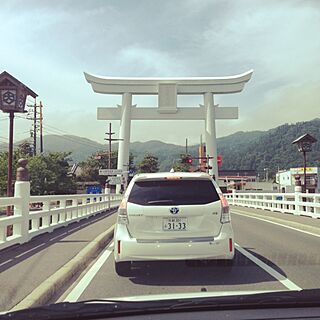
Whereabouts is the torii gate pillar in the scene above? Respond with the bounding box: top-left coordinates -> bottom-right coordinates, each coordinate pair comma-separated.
118,93 -> 132,188
204,92 -> 218,179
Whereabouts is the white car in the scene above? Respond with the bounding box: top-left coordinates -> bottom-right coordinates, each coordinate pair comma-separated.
114,172 -> 234,276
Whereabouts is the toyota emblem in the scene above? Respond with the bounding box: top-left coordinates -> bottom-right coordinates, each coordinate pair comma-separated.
170,207 -> 179,214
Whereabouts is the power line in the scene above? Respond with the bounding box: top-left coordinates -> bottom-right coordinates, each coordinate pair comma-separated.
42,127 -> 102,150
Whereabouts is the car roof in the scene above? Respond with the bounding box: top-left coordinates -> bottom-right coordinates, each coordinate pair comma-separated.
133,172 -> 213,181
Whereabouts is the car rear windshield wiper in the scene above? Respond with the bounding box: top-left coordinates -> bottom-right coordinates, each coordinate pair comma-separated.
147,200 -> 174,204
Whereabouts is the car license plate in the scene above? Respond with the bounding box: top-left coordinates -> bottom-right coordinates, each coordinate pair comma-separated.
163,218 -> 187,231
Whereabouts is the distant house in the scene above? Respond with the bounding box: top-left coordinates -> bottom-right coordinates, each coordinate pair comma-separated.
218,170 -> 257,191
276,167 -> 320,193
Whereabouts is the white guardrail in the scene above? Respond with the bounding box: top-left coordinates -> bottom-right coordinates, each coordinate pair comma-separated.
224,191 -> 320,218
0,180 -> 122,251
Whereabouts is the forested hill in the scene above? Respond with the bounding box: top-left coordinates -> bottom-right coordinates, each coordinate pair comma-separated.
1,119 -> 319,175
217,118 -> 320,175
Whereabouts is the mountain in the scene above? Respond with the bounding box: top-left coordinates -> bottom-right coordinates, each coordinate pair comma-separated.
218,119 -> 320,175
1,119 -> 319,175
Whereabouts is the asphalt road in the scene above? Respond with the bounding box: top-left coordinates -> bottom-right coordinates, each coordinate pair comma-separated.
59,206 -> 320,302
0,209 -> 117,311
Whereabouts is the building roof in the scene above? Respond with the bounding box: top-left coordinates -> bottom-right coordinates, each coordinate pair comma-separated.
292,133 -> 317,144
0,71 -> 37,98
219,169 -> 257,176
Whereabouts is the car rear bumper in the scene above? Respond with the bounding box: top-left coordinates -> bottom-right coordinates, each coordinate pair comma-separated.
114,223 -> 234,262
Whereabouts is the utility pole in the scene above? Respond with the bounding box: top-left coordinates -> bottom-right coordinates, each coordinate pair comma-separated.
27,100 -> 44,155
103,122 -> 123,192
185,138 -> 188,154
33,99 -> 37,156
39,101 -> 43,153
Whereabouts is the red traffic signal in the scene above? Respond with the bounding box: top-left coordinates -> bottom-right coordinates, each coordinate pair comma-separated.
217,154 -> 222,167
181,154 -> 193,164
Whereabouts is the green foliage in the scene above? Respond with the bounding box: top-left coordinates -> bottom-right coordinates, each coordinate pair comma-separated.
173,154 -> 193,172
218,119 -> 320,177
18,142 -> 33,157
78,151 -> 136,185
29,153 -> 76,195
137,153 -> 159,173
0,151 -> 76,196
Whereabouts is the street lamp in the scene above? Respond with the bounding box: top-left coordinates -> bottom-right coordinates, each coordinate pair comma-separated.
0,71 -> 37,201
292,133 -> 317,193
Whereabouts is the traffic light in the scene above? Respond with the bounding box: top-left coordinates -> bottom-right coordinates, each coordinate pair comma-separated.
181,154 -> 193,164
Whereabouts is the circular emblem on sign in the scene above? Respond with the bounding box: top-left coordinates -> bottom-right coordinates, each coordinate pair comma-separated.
169,207 -> 179,214
3,91 -> 15,104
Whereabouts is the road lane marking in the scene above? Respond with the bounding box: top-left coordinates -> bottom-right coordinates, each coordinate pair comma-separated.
235,243 -> 301,291
64,241 -> 114,302
232,210 -> 320,239
0,258 -> 13,267
15,243 -> 46,258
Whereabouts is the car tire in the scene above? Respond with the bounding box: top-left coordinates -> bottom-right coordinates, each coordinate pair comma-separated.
115,261 -> 131,276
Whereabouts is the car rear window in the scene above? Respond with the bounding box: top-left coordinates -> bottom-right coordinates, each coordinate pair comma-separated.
128,179 -> 220,206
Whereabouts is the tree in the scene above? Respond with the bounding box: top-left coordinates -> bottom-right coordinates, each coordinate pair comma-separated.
29,153 -> 76,195
78,151 -> 136,185
0,151 -> 76,196
18,142 -> 33,157
172,154 -> 193,172
137,153 -> 159,173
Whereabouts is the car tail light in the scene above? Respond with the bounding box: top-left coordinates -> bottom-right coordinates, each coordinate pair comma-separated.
229,238 -> 233,252
220,194 -> 230,223
118,198 -> 129,225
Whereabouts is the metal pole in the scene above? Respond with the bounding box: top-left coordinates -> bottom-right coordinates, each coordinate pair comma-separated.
200,135 -> 203,171
33,100 -> 37,156
40,101 -> 43,153
185,138 -> 188,155
303,151 -> 307,193
6,111 -> 15,220
108,122 -> 111,169
7,111 -> 14,199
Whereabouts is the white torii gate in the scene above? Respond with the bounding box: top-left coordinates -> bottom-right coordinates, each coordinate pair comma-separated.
84,70 -> 253,189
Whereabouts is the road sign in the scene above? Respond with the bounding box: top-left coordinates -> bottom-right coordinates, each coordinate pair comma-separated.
109,176 -> 122,185
99,169 -> 123,176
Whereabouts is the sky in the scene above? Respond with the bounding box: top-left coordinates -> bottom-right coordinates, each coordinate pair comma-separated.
0,0 -> 319,146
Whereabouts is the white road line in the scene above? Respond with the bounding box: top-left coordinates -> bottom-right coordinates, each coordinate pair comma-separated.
0,259 -> 13,267
64,241 -> 114,302
232,210 -> 320,239
15,243 -> 46,258
235,243 -> 301,291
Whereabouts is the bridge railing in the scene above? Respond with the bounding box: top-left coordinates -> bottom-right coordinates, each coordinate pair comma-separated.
224,191 -> 320,218
0,181 -> 122,251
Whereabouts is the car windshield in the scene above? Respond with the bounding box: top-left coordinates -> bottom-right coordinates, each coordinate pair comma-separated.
1,0 -> 320,318
128,179 -> 220,205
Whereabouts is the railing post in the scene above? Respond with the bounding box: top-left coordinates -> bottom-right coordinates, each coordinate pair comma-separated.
232,189 -> 236,206
294,176 -> 302,215
14,159 -> 30,244
60,199 -> 66,222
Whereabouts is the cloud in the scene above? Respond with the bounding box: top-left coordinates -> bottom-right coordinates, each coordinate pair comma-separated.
0,0 -> 319,144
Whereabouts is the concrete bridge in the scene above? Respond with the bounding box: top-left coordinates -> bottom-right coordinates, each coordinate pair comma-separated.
1,164 -> 320,312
